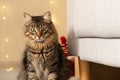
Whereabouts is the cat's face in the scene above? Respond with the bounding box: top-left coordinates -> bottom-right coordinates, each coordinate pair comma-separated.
23,12 -> 58,49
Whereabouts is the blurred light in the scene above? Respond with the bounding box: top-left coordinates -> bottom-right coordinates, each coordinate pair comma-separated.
5,38 -> 9,42
2,5 -> 6,9
50,1 -> 53,4
6,55 -> 9,58
52,18 -> 56,23
6,67 -> 13,72
2,16 -> 6,20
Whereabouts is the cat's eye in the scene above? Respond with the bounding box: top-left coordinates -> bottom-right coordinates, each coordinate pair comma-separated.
30,28 -> 35,32
42,27 -> 46,30
41,28 -> 48,34
29,28 -> 36,35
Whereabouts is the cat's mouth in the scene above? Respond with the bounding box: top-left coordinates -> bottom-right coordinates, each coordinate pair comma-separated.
35,38 -> 45,42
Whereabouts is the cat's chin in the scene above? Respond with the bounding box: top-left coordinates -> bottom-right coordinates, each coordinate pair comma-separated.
34,39 -> 45,42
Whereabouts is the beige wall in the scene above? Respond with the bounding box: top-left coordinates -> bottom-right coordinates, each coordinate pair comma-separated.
0,0 -> 66,62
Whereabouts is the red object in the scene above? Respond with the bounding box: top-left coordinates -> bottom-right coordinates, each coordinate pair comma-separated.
60,36 -> 67,45
60,36 -> 74,76
60,36 -> 69,55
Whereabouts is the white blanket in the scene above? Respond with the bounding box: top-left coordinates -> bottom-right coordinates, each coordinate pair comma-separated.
78,38 -> 120,67
74,0 -> 120,38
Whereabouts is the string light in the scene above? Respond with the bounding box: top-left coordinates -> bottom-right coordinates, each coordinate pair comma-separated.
50,0 -> 57,24
2,5 -> 6,9
52,18 -> 56,23
2,0 -> 7,20
6,67 -> 13,72
6,54 -> 9,58
2,16 -> 6,20
50,0 -> 53,4
5,38 -> 9,42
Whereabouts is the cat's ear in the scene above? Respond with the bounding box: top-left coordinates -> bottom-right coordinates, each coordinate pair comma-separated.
24,13 -> 32,22
43,11 -> 51,23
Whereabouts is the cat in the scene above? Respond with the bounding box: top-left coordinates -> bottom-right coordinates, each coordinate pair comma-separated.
18,11 -> 74,80
69,77 -> 80,80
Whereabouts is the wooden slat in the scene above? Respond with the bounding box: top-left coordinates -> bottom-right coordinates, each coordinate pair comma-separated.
80,60 -> 90,80
74,56 -> 81,78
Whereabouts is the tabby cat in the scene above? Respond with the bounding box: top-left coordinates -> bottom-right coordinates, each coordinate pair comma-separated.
18,11 -> 72,80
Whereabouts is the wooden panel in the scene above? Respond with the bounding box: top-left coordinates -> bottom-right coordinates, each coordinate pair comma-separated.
80,60 -> 90,80
74,56 -> 81,78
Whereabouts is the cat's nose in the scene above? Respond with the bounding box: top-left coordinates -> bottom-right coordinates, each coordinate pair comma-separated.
36,32 -> 41,38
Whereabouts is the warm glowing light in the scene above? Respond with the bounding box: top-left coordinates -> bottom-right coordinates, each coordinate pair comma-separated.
50,1 -> 53,4
5,38 -> 9,42
52,18 -> 56,23
2,5 -> 6,9
2,16 -> 6,20
6,67 -> 13,72
6,55 -> 9,58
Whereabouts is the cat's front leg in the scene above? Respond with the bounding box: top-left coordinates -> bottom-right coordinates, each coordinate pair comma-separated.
26,63 -> 38,80
48,73 -> 59,80
27,71 -> 38,80
31,57 -> 44,80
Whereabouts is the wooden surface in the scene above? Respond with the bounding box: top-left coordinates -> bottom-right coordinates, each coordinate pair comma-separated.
90,62 -> 120,80
67,56 -> 80,78
68,56 -> 90,80
80,60 -> 90,80
74,56 -> 81,78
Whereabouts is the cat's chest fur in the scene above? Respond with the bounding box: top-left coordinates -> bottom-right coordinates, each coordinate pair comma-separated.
26,47 -> 56,79
27,47 -> 54,68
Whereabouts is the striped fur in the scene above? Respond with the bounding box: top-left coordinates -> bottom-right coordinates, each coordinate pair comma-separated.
18,12 -> 72,80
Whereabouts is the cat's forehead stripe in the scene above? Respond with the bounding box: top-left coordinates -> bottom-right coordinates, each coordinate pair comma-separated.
32,16 -> 43,21
30,16 -> 46,28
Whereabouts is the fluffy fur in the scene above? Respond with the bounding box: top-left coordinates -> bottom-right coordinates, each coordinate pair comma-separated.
18,12 -> 73,80
69,77 -> 80,80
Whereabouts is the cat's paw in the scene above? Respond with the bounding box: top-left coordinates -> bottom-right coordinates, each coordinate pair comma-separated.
27,72 -> 37,79
69,77 -> 80,80
48,73 -> 58,80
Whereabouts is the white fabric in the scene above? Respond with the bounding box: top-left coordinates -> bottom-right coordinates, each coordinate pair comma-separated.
78,38 -> 120,67
74,0 -> 120,38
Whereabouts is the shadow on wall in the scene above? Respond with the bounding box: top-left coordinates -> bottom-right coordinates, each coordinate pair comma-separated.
67,27 -> 79,55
